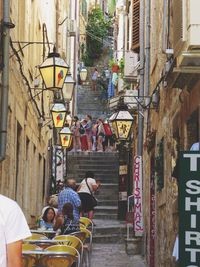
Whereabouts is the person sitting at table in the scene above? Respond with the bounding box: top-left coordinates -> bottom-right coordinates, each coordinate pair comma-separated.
39,207 -> 56,230
54,203 -> 80,235
41,195 -> 58,216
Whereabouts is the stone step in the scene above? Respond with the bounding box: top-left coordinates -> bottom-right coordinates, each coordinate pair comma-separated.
94,225 -> 126,235
92,234 -> 125,243
96,195 -> 118,201
68,175 -> 118,184
68,157 -> 119,165
96,183 -> 118,189
72,163 -> 118,169
96,188 -> 118,195
94,213 -> 118,220
95,206 -> 118,214
68,151 -> 119,157
68,173 -> 118,181
68,171 -> 118,177
97,199 -> 118,206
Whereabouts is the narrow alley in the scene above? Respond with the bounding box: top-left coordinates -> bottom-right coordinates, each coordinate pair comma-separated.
1,0 -> 200,267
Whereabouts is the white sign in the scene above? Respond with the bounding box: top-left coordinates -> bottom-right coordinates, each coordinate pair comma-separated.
134,156 -> 144,236
119,165 -> 128,175
179,152 -> 200,266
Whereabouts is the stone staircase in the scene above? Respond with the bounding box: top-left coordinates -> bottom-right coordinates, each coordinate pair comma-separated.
69,78 -> 128,245
94,180 -> 126,243
67,151 -> 126,243
76,84 -> 109,121
67,151 -> 119,183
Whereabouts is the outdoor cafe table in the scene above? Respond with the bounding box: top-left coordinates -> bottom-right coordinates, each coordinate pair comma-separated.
23,247 -> 80,267
30,229 -> 56,238
31,229 -> 56,234
24,239 -> 68,244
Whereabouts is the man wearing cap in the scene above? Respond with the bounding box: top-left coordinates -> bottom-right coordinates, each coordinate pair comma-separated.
58,179 -> 81,221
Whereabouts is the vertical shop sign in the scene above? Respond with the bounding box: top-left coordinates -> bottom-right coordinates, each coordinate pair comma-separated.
150,156 -> 155,267
52,146 -> 64,181
119,164 -> 128,201
179,152 -> 200,267
134,156 -> 144,236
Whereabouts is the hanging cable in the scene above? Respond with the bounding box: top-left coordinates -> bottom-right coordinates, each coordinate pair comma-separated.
10,37 -> 44,119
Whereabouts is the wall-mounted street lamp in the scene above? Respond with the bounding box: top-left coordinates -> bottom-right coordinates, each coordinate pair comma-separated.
62,71 -> 75,101
39,47 -> 69,91
51,103 -> 67,128
59,126 -> 73,149
80,67 -> 87,81
66,114 -> 72,127
109,101 -> 134,141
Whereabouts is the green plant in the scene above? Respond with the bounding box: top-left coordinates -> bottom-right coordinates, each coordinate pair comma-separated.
118,57 -> 124,77
84,7 -> 111,66
108,58 -> 116,68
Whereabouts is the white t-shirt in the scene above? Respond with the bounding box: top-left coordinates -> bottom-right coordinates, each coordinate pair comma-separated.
0,194 -> 31,267
78,178 -> 97,194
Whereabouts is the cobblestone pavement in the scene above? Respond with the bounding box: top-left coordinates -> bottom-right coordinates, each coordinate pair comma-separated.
91,244 -> 147,267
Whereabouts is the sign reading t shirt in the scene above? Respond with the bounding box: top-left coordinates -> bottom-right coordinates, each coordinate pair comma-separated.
179,152 -> 200,267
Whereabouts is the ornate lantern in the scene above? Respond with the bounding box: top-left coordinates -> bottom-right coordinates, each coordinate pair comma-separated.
59,127 -> 73,149
51,103 -> 67,128
62,72 -> 75,101
109,102 -> 134,141
39,47 -> 69,91
80,67 -> 87,81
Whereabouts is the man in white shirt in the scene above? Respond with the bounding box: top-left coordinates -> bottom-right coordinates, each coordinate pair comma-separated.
0,194 -> 31,267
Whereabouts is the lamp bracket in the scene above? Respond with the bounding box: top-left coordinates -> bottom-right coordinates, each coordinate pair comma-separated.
2,21 -> 15,29
10,41 -> 54,58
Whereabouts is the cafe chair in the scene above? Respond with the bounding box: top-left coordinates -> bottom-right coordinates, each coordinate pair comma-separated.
22,243 -> 41,267
71,229 -> 92,267
39,245 -> 79,267
53,235 -> 83,255
71,231 -> 87,242
80,228 -> 92,247
23,254 -> 36,267
80,217 -> 94,233
22,243 -> 42,251
25,233 -> 48,240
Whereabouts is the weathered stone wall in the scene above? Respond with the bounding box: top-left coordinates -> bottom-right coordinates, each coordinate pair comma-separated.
0,0 -> 69,223
142,0 -> 200,266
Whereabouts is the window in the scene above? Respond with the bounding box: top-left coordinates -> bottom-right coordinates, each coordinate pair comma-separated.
131,0 -> 140,52
187,109 -> 199,149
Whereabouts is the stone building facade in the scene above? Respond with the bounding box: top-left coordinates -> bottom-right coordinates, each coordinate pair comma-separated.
141,0 -> 200,266
0,0 -> 71,223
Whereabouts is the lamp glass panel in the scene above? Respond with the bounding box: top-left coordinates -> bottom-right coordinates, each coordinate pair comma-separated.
63,83 -> 74,100
111,121 -> 118,137
80,69 -> 87,81
115,110 -> 134,120
60,133 -> 72,148
66,115 -> 72,127
39,66 -> 54,89
116,120 -> 132,140
55,66 -> 68,89
52,111 -> 66,128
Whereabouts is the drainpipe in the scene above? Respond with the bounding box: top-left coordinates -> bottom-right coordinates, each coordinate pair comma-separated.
137,0 -> 144,157
0,0 -> 13,162
145,0 -> 151,98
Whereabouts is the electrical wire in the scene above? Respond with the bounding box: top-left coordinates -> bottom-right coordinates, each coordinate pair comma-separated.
86,29 -> 112,46
10,37 -> 43,119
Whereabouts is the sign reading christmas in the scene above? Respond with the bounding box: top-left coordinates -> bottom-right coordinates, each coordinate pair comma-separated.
179,152 -> 200,267
134,156 -> 143,236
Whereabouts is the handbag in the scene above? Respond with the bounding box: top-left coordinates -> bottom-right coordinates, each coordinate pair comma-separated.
85,178 -> 98,207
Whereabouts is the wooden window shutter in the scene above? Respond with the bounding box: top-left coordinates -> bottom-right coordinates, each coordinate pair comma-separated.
132,0 -> 140,52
